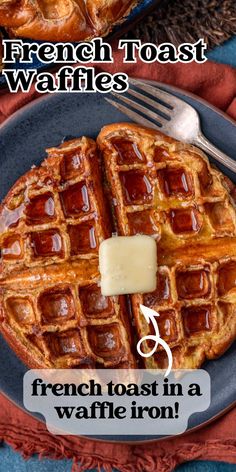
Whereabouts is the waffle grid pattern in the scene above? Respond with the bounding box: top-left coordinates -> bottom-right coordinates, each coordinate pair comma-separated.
98,124 -> 236,369
0,137 -> 135,369
1,138 -> 107,270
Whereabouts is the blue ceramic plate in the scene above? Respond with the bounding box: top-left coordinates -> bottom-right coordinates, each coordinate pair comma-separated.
0,0 -> 163,88
0,83 -> 236,442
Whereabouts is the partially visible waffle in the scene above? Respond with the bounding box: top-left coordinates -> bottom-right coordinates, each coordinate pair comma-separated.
0,0 -> 137,41
98,123 -> 236,369
0,137 -> 135,369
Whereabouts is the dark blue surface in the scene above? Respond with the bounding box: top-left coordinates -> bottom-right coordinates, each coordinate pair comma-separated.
207,37 -> 236,67
0,444 -> 236,472
0,445 -> 73,472
177,462 -> 236,472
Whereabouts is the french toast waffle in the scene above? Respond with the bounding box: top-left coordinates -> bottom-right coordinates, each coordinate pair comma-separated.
0,0 -> 137,41
0,123 -> 236,370
98,123 -> 236,369
0,137 -> 136,368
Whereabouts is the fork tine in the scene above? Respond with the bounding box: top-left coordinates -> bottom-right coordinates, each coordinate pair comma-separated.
105,98 -> 161,131
127,87 -> 171,118
129,78 -> 181,108
110,92 -> 166,126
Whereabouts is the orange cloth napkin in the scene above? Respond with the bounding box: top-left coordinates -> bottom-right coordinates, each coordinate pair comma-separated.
0,393 -> 236,471
0,52 -> 236,471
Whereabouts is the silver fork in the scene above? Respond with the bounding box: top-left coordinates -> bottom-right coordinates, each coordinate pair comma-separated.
106,78 -> 236,173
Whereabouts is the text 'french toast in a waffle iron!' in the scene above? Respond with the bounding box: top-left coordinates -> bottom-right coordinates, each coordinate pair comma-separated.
0,123 -> 236,370
0,0 -> 137,41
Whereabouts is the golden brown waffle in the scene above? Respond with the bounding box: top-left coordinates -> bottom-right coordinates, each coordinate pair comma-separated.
0,0 -> 137,41
0,137 -> 136,368
97,123 -> 236,369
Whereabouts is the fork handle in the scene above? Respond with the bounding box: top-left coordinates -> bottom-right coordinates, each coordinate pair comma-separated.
193,132 -> 236,173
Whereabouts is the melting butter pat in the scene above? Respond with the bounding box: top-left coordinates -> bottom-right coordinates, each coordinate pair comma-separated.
99,235 -> 157,296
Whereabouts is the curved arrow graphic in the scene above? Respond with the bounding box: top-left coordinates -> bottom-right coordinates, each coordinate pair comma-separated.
137,304 -> 173,377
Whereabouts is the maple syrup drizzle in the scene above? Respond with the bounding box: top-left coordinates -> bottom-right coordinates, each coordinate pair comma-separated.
0,203 -> 25,233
